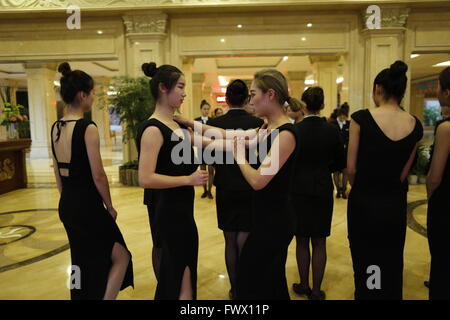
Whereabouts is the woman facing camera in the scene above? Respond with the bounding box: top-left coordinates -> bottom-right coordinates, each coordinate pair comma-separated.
290,87 -> 346,300
51,62 -> 134,300
136,62 -> 208,300
347,61 -> 423,299
426,66 -> 450,300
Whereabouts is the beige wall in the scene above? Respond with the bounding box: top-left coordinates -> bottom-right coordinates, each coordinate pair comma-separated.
1,3 -> 450,160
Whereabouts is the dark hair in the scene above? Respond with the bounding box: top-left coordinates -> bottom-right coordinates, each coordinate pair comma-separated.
226,79 -> 249,107
301,86 -> 324,112
340,102 -> 350,116
337,108 -> 348,117
373,60 -> 408,104
200,99 -> 210,109
439,66 -> 450,91
142,62 -> 183,101
58,62 -> 94,104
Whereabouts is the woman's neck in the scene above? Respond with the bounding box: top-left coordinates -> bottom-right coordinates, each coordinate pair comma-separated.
64,106 -> 84,119
152,103 -> 175,121
266,106 -> 290,129
378,100 -> 400,111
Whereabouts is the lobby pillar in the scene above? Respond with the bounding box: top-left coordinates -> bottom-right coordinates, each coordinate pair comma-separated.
24,63 -> 57,159
287,71 -> 306,101
192,73 -> 205,119
93,77 -> 112,148
122,12 -> 168,162
361,7 -> 410,110
310,56 -> 339,118
181,57 -> 194,120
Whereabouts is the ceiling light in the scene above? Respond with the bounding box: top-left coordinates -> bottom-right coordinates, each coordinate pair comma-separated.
220,38 -> 226,43
304,79 -> 315,85
433,61 -> 450,67
301,37 -> 307,41
97,30 -> 103,35
218,76 -> 229,86
237,24 -> 243,29
307,23 -> 313,28
410,54 -> 420,59
283,56 -> 289,61
336,76 -> 344,84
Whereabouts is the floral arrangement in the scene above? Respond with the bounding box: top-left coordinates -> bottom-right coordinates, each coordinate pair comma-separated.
1,102 -> 28,125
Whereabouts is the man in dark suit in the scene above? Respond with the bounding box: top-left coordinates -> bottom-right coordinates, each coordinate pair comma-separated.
331,107 -> 350,198
206,79 -> 264,299
194,100 -> 213,198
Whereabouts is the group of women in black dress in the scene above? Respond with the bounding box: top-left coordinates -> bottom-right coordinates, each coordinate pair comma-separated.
50,59 -> 450,300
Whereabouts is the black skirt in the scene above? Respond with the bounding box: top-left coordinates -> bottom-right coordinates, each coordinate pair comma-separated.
216,188 -> 253,232
291,193 -> 333,238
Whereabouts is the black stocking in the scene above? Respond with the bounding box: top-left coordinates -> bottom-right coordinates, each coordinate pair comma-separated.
311,237 -> 327,294
296,236 -> 311,289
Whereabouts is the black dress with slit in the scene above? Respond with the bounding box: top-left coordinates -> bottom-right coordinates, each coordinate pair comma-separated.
427,117 -> 450,300
136,118 -> 199,300
50,119 -> 134,300
347,109 -> 423,300
236,123 -> 297,300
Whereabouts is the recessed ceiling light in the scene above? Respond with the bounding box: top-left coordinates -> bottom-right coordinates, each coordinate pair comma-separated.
135,42 -> 140,45
307,23 -> 313,28
336,76 -> 344,84
301,37 -> 307,41
410,54 -> 420,59
283,56 -> 289,61
220,38 -> 226,43
97,30 -> 103,35
433,61 -> 450,67
304,79 -> 315,85
237,24 -> 243,28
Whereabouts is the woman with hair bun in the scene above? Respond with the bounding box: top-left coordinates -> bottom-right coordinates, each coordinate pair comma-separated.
136,62 -> 208,300
347,60 -> 423,299
51,62 -> 134,300
290,86 -> 346,300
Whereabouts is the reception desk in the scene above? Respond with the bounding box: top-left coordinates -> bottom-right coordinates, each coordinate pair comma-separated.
0,139 -> 32,195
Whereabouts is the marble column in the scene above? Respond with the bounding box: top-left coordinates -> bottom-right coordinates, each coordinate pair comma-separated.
287,71 -> 306,101
181,57 -> 195,120
93,77 -> 112,148
192,73 -> 205,119
121,12 -> 168,162
24,63 -> 58,159
361,7 -> 410,110
310,56 -> 340,118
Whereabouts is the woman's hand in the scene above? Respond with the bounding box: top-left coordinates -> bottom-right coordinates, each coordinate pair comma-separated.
188,170 -> 209,186
107,206 -> 118,220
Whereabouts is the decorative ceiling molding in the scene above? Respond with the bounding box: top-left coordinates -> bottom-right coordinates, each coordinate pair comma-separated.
362,7 -> 411,29
122,13 -> 167,35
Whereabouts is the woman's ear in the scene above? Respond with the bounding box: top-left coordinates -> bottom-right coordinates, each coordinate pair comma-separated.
267,88 -> 276,101
159,82 -> 167,94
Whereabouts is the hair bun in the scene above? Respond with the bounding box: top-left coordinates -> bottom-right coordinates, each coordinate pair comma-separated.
58,62 -> 72,77
142,62 -> 158,77
389,60 -> 408,78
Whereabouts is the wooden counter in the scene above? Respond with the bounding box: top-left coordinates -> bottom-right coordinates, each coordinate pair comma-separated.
0,139 -> 32,195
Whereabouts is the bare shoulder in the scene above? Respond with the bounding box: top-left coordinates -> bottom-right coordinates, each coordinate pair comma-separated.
437,121 -> 450,135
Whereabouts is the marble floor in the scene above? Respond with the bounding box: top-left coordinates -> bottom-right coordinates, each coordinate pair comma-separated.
0,144 -> 431,300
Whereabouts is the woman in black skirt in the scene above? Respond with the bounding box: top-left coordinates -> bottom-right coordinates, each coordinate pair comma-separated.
427,66 -> 450,300
137,62 -> 208,300
206,79 -> 264,299
51,62 -> 133,300
176,69 -> 300,299
290,87 -> 346,300
347,61 -> 423,299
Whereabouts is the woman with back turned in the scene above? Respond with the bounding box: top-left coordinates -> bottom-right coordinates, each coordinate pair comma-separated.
51,62 -> 133,300
290,87 -> 346,300
426,66 -> 450,300
347,61 -> 423,299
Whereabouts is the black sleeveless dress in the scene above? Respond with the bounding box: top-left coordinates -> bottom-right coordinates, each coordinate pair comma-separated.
347,109 -> 423,300
236,123 -> 297,300
427,117 -> 450,300
50,119 -> 134,300
136,118 -> 199,300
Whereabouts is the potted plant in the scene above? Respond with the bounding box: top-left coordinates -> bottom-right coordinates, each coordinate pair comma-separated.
416,145 -> 430,184
1,102 -> 27,140
97,76 -> 154,186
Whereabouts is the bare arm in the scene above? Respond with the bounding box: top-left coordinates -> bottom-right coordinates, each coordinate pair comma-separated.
347,119 -> 360,186
85,124 -> 115,217
52,158 -> 62,194
138,126 -> 208,189
234,130 -> 296,191
427,123 -> 450,199
400,144 -> 418,183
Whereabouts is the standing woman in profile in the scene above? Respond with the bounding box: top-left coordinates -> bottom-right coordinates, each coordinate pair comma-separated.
51,62 -> 133,300
175,69 -> 299,299
136,62 -> 208,300
347,61 -> 423,300
426,66 -> 450,300
290,87 -> 346,300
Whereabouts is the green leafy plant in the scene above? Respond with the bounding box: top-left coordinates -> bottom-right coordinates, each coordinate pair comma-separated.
97,76 -> 155,146
1,102 -> 28,125
413,145 -> 430,176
